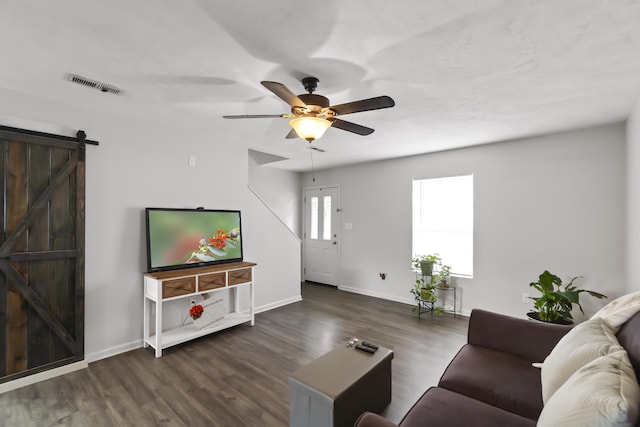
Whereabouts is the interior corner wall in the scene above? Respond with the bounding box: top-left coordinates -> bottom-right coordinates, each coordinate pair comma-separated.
627,100 -> 640,292
82,124 -> 301,361
248,150 -> 303,238
302,123 -> 626,319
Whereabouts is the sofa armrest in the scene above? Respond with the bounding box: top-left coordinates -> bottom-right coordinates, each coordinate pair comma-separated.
353,412 -> 399,427
468,309 -> 572,361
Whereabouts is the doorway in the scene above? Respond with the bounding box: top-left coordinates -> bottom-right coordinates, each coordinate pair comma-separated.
303,187 -> 339,286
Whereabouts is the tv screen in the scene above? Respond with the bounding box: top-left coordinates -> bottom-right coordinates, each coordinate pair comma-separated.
145,208 -> 243,272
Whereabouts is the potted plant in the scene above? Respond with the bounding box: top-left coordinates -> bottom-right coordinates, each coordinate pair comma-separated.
412,253 -> 442,276
527,270 -> 607,324
410,277 -> 442,314
436,265 -> 452,288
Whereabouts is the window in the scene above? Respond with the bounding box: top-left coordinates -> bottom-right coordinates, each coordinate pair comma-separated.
412,175 -> 473,277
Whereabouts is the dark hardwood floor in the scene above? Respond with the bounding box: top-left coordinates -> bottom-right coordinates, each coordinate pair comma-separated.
0,282 -> 469,426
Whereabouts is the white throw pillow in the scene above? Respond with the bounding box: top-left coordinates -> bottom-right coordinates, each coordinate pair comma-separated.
538,350 -> 640,427
541,317 -> 623,403
591,290 -> 640,330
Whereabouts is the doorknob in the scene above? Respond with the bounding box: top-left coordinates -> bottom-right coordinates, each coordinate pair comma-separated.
332,241 -> 337,245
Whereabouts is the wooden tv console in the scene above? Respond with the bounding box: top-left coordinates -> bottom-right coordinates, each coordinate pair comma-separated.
143,261 -> 256,357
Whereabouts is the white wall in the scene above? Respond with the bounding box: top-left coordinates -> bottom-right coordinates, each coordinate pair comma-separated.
84,125 -> 301,360
627,100 -> 640,293
0,89 -> 301,362
302,123 -> 626,319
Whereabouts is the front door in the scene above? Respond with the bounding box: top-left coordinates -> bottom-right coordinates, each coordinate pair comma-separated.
304,187 -> 339,286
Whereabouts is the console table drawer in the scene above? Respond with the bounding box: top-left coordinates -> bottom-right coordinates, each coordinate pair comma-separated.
162,277 -> 196,298
199,272 -> 226,291
229,268 -> 252,286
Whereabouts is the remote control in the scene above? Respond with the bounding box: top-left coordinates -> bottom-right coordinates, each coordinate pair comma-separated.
355,343 -> 377,353
362,341 -> 378,350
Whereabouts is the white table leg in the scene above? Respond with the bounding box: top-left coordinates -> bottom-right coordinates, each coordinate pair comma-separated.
143,297 -> 149,348
250,280 -> 255,326
155,299 -> 162,358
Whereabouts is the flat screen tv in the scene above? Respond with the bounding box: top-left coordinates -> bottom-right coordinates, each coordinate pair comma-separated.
145,208 -> 243,272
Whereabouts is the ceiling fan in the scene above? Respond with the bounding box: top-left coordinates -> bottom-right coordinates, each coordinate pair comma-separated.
223,77 -> 395,142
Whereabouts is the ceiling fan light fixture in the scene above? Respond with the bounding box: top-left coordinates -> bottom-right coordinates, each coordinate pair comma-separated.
289,117 -> 331,142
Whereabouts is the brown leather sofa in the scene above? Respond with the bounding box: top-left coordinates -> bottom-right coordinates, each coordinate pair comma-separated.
355,309 -> 640,427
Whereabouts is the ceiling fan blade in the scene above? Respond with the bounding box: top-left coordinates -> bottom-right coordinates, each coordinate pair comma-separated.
330,95 -> 395,116
329,118 -> 375,136
285,128 -> 298,139
223,114 -> 287,119
261,81 -> 308,108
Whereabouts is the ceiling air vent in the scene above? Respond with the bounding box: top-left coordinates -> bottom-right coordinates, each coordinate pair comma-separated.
64,73 -> 123,95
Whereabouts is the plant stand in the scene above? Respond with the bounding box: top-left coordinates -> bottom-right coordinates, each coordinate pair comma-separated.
436,286 -> 457,318
416,296 -> 437,319
414,271 -> 457,319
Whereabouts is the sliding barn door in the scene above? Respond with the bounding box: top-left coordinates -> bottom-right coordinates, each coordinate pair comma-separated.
0,127 -> 85,383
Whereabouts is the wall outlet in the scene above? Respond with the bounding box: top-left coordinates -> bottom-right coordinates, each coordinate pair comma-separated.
522,293 -> 530,304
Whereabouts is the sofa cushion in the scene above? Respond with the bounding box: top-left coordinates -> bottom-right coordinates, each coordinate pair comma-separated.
592,290 -> 640,330
438,344 -> 542,420
399,387 -> 536,427
541,317 -> 623,403
617,311 -> 640,385
354,412 -> 399,427
467,309 -> 571,362
538,350 -> 640,427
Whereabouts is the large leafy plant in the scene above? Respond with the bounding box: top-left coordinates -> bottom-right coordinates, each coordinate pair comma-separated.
529,270 -> 606,322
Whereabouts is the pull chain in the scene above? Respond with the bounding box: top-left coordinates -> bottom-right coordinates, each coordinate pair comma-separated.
309,147 -> 316,182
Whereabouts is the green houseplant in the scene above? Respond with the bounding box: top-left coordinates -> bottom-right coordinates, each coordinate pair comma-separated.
410,276 -> 442,314
410,277 -> 436,302
437,265 -> 452,287
528,270 -> 607,324
412,253 -> 442,276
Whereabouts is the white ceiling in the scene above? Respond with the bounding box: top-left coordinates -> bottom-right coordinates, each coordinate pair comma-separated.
1,0 -> 640,171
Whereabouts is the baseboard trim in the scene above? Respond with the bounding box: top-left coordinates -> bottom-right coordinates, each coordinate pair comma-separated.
83,295 -> 303,363
255,295 -> 302,314
86,339 -> 143,363
338,285 -> 415,306
338,285 -> 469,317
0,360 -> 88,394
458,308 -> 472,317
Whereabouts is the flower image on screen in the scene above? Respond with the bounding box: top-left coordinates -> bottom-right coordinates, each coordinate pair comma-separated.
145,209 -> 243,272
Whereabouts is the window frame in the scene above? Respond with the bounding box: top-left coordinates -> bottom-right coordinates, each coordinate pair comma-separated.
412,174 -> 474,278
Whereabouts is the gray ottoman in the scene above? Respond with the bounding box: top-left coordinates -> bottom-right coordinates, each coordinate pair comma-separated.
289,341 -> 394,427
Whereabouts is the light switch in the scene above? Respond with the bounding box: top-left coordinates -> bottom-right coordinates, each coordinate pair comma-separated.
344,222 -> 353,230
188,155 -> 196,167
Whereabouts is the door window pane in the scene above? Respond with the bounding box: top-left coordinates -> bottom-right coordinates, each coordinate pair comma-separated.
323,196 -> 332,240
310,197 -> 318,240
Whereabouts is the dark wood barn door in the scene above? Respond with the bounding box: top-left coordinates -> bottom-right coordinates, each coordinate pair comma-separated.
0,126 -> 86,383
